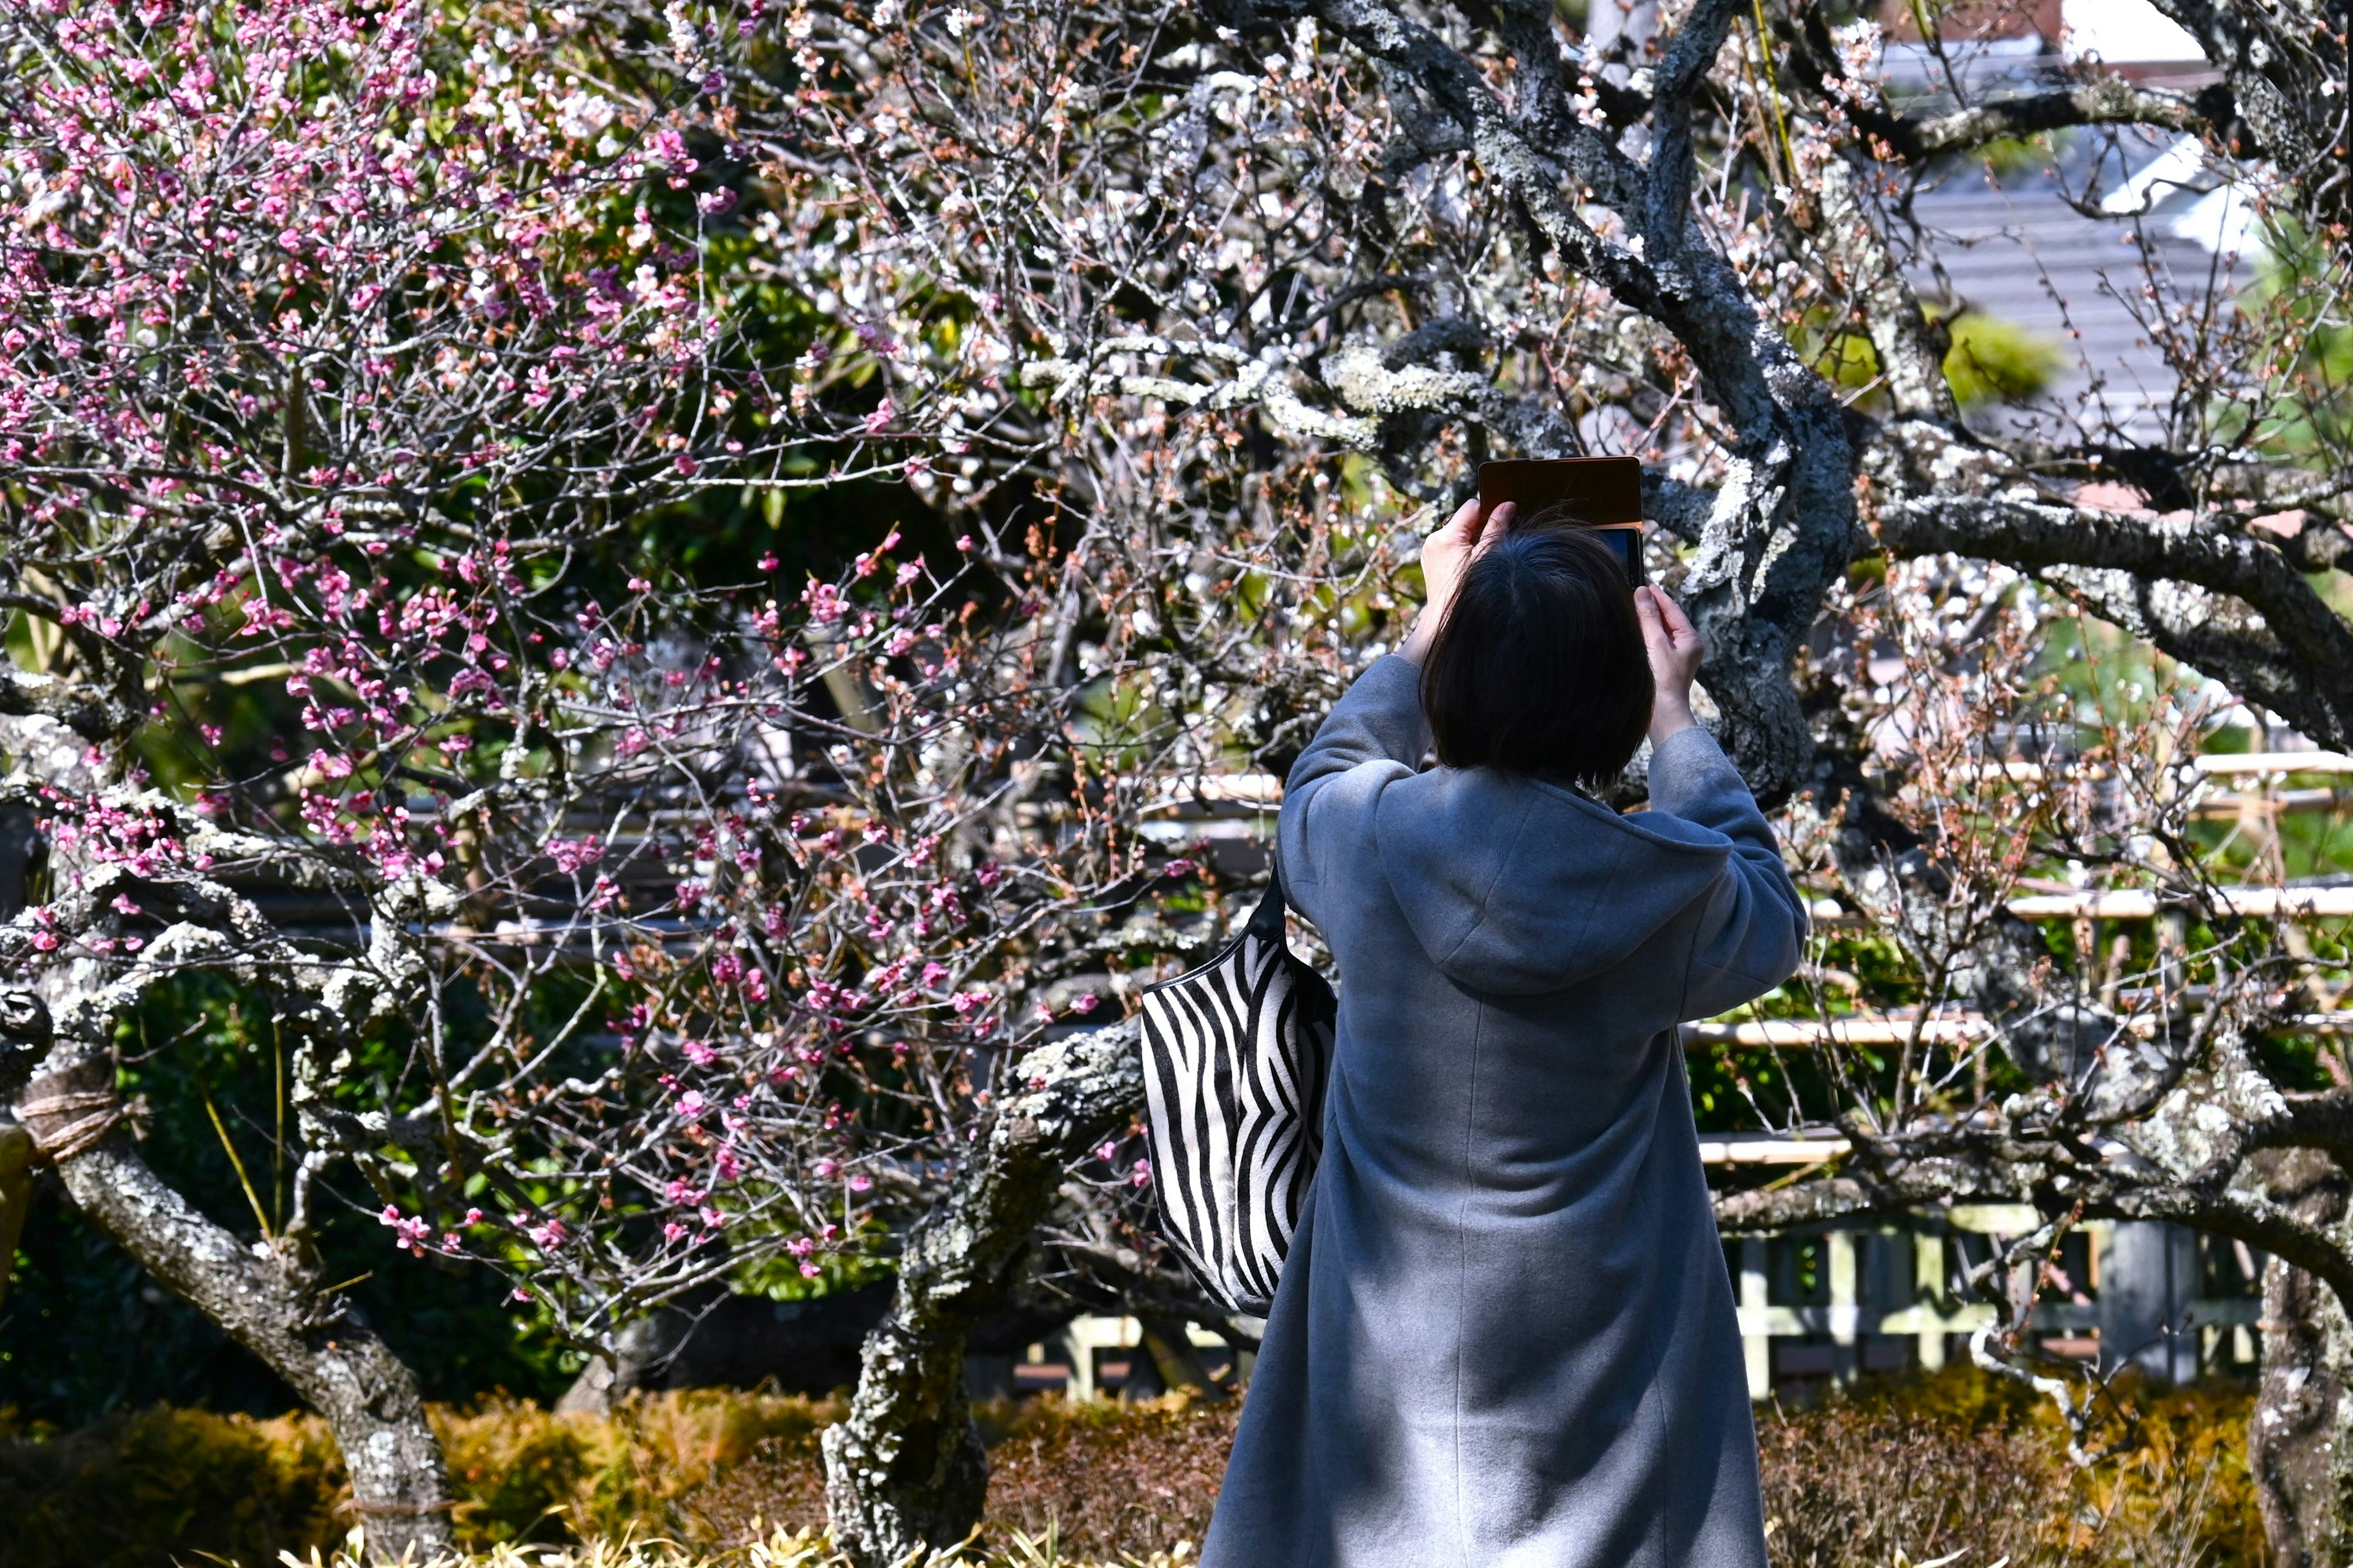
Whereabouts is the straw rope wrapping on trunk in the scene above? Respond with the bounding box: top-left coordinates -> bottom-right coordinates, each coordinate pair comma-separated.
15,1055 -> 123,1164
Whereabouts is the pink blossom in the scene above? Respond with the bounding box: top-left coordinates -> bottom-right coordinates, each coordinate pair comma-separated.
547,836 -> 604,874
379,1205 -> 432,1256
803,580 -> 846,623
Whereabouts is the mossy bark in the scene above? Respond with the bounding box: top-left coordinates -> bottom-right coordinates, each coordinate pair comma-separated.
11,994 -> 452,1562
50,1119 -> 455,1559
822,1021 -> 1144,1566
2252,1149 -> 2353,1568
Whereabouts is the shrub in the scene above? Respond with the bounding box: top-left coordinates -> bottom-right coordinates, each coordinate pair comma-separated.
434,1392 -> 849,1547
1756,1369 -> 2265,1567
0,1372 -> 2270,1568
0,1404 -> 341,1568
680,1394 -> 1238,1559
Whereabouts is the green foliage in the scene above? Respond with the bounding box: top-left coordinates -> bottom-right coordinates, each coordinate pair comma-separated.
1688,928 -> 1940,1128
1813,309 -> 2063,412
2217,219 -> 2353,456
1941,312 -> 2065,409
2031,614 -> 2169,727
732,1229 -> 896,1303
2033,618 -> 2353,893
1977,133 -> 2058,181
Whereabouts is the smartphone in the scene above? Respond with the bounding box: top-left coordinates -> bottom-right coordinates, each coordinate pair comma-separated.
1477,456 -> 1647,585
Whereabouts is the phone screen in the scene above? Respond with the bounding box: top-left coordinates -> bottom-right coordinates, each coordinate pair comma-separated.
1585,525 -> 1643,587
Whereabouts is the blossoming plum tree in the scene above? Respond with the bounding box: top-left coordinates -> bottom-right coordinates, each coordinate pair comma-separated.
0,0 -> 1381,1553
0,0 -> 758,1545
17,0 -> 2353,1562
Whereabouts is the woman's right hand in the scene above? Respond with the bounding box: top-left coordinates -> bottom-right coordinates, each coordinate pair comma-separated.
1401,498 -> 1513,664
1634,585 -> 1703,744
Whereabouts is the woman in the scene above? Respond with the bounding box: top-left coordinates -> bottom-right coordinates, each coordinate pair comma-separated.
1201,498 -> 1806,1567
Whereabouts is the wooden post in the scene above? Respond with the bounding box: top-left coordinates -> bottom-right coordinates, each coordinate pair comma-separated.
1827,1230 -> 1859,1383
1740,1238 -> 1770,1397
1914,1232 -> 1947,1369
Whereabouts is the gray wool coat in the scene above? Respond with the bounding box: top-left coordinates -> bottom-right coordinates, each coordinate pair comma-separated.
1200,654 -> 1807,1568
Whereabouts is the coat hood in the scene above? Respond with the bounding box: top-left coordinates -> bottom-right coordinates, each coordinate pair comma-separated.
1372,765 -> 1736,995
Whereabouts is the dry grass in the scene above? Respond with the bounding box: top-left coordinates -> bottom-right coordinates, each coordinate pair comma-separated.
278,1528 -> 1192,1568
968,1396 -> 1238,1559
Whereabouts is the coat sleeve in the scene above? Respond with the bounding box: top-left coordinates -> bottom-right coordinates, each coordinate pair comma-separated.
1645,725 -> 1809,1020
1276,654 -> 1431,933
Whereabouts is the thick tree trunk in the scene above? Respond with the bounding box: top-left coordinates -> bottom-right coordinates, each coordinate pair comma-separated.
822,1021 -> 1143,1566
15,1030 -> 452,1561
0,702 -> 455,1559
2252,1149 -> 2353,1567
51,1123 -> 456,1557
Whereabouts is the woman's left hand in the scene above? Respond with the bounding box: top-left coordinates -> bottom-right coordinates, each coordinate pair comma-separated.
1401,498 -> 1513,663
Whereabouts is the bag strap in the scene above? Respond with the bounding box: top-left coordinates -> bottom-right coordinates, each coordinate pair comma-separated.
1244,857 -> 1289,942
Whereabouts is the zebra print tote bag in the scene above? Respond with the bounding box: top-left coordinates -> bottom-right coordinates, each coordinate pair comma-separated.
1137,866 -> 1336,1317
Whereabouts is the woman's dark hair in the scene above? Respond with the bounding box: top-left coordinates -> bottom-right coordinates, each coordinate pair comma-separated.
1419,521 -> 1653,792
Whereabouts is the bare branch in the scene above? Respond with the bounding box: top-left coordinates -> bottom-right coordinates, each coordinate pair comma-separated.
1902,78 -> 2208,156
